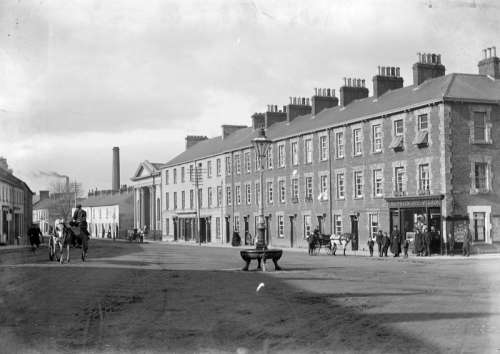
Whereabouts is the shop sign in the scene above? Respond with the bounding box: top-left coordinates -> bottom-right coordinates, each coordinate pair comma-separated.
454,221 -> 468,242
386,196 -> 443,208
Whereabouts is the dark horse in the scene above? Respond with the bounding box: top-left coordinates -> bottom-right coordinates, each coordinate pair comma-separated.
58,221 -> 89,263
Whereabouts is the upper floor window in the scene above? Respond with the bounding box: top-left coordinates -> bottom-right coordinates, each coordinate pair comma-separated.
207,187 -> 213,207
216,158 -> 221,176
278,144 -> 286,167
235,154 -> 241,175
279,180 -> 286,203
354,171 -> 364,199
207,161 -> 212,178
235,185 -> 242,205
394,167 -> 406,195
173,169 -> 177,184
336,172 -> 345,199
418,114 -> 428,131
173,192 -> 177,209
245,183 -> 251,205
319,135 -> 328,161
165,170 -> 169,185
353,128 -> 362,156
373,169 -> 383,197
394,119 -> 404,136
372,124 -> 382,153
217,186 -> 222,207
198,188 -> 203,208
418,164 -> 430,193
390,119 -> 404,151
217,186 -> 222,206
291,178 -> 299,202
225,156 -> 232,176
474,162 -> 489,191
189,190 -> 193,209
335,131 -> 344,159
305,176 -> 313,201
291,141 -> 299,165
226,186 -> 232,206
189,165 -> 193,182
244,152 -> 251,173
165,192 -> 170,210
181,166 -> 185,183
181,191 -> 185,209
414,114 -> 429,147
320,175 -> 328,200
267,145 -> 274,169
304,138 -> 313,164
267,181 -> 273,204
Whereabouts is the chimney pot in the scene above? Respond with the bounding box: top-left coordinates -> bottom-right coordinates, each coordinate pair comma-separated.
436,55 -> 441,64
483,49 -> 487,59
396,67 -> 400,77
378,65 -> 381,75
289,96 -> 293,104
343,77 -> 347,86
488,47 -> 492,58
332,89 -> 335,97
417,52 -> 422,63
306,97 -> 310,105
432,54 -> 436,64
347,78 -> 351,87
494,46 -> 497,57
314,88 -> 318,96
274,105 -> 278,112
302,97 -> 306,105
327,88 -> 331,96
427,53 -> 432,64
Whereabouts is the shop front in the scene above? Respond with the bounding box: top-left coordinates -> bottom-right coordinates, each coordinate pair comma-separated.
386,195 -> 444,254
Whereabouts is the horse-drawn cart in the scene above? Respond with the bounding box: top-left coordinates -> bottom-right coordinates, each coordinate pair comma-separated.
307,233 -> 352,256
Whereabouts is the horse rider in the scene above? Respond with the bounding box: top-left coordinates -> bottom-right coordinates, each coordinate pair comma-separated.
72,204 -> 90,238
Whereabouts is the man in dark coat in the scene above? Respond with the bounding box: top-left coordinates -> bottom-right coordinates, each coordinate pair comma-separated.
72,204 -> 90,245
367,235 -> 375,257
423,226 -> 431,256
390,226 -> 401,257
415,229 -> 423,256
28,224 -> 42,252
382,232 -> 391,257
376,230 -> 383,257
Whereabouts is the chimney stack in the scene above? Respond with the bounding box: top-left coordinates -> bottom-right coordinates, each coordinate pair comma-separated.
112,147 -> 120,191
373,66 -> 404,97
412,52 -> 445,85
185,135 -> 208,149
251,112 -> 265,130
65,176 -> 70,192
221,125 -> 246,140
340,77 -> 369,107
264,104 -> 287,128
286,96 -> 312,123
478,46 -> 500,79
312,87 -> 339,116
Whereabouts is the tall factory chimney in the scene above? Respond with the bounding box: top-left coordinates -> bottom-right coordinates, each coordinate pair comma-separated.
112,147 -> 120,191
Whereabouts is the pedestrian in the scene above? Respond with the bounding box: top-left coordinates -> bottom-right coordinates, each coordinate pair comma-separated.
390,226 -> 401,257
367,235 -> 375,257
382,232 -> 391,257
423,226 -> 431,256
402,237 -> 410,258
376,230 -> 383,257
448,233 -> 455,256
414,229 -> 422,256
462,228 -> 471,257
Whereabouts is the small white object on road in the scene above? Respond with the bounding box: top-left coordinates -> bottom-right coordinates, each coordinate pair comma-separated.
256,282 -> 265,292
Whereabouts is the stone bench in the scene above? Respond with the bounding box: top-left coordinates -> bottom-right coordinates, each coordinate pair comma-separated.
240,249 -> 283,271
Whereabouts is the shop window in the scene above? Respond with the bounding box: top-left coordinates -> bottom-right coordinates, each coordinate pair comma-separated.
473,212 -> 486,242
333,215 -> 342,235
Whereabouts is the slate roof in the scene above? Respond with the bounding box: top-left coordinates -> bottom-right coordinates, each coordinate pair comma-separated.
0,168 -> 33,194
164,73 -> 500,168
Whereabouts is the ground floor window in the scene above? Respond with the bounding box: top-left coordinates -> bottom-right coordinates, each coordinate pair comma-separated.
278,215 -> 284,238
333,214 -> 342,235
215,217 -> 221,239
303,215 -> 312,239
369,213 -> 378,238
165,218 -> 169,236
473,212 -> 486,242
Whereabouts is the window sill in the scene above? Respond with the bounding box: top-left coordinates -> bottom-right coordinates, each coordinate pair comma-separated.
471,140 -> 493,145
470,189 -> 491,195
354,196 -> 364,200
372,150 -> 383,155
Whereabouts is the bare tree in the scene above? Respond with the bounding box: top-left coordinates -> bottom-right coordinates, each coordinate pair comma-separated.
49,178 -> 84,221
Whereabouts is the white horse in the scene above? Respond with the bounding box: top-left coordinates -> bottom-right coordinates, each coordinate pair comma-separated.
48,219 -> 65,262
329,233 -> 351,256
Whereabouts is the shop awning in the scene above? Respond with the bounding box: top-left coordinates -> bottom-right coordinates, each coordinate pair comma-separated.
412,130 -> 428,146
389,135 -> 404,150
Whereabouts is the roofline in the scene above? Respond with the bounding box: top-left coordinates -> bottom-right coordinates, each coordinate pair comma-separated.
162,98 -> 445,169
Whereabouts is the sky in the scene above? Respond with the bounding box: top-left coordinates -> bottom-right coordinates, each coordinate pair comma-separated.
1,0 -> 499,194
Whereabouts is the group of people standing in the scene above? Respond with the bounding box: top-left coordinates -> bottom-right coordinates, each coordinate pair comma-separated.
366,224 -> 473,257
367,226 -> 409,258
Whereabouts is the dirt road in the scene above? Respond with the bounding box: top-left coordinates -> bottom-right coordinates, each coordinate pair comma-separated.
0,241 -> 499,353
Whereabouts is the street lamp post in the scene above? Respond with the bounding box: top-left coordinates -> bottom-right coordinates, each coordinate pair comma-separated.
251,128 -> 272,250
